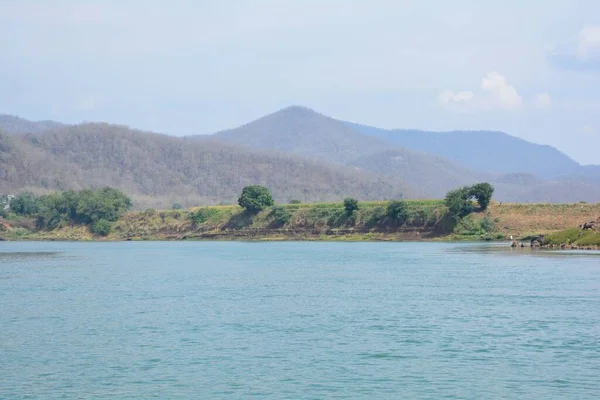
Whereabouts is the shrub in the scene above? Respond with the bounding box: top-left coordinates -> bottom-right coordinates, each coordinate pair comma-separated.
91,219 -> 112,236
469,183 -> 495,210
386,200 -> 408,225
289,199 -> 301,204
270,206 -> 292,226
444,187 -> 474,220
343,198 -> 359,216
172,203 -> 183,210
190,208 -> 219,225
238,185 -> 274,213
480,216 -> 494,233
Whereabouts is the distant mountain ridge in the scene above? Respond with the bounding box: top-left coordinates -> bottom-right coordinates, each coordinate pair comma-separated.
2,107 -> 600,205
203,106 -> 600,202
344,122 -> 581,179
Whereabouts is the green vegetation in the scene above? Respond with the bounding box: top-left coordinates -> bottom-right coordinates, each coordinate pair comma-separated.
469,183 -> 494,210
544,228 -> 600,247
386,200 -> 409,225
269,206 -> 292,227
6,187 -> 131,235
444,183 -> 495,220
445,187 -> 474,220
91,219 -> 112,236
238,185 -> 275,213
3,182 -> 599,245
343,198 -> 359,216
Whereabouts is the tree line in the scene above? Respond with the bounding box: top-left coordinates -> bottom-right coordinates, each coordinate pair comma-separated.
6,187 -> 132,236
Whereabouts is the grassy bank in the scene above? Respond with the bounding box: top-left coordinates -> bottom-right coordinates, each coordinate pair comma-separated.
2,200 -> 599,242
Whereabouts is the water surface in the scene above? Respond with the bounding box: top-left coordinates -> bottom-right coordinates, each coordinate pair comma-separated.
1,242 -> 599,399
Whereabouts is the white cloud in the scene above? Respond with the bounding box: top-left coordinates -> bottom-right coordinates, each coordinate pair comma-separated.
576,25 -> 600,60
533,93 -> 551,109
480,72 -> 522,109
439,72 -> 522,111
438,90 -> 474,105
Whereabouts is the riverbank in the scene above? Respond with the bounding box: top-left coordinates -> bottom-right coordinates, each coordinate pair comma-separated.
2,200 -> 599,242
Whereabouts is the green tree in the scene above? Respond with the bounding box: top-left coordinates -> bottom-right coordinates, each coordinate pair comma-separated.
386,200 -> 409,225
91,219 -> 112,236
238,185 -> 274,213
172,203 -> 183,210
343,198 -> 359,216
75,187 -> 132,224
444,187 -> 474,220
469,182 -> 495,210
9,192 -> 40,216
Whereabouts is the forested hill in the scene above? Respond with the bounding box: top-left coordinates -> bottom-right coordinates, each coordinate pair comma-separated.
2,108 -> 600,205
0,114 -> 65,135
202,106 -> 600,202
0,124 -> 405,209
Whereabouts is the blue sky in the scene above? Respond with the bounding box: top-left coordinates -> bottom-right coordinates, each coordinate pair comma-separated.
1,0 -> 599,164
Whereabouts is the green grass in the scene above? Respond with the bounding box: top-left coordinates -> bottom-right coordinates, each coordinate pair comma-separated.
544,228 -> 600,246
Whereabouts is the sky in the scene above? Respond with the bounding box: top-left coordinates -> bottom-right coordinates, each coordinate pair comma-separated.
1,0 -> 600,164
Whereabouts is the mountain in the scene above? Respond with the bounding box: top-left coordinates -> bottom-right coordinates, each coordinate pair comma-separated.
0,124 -> 405,208
345,122 -> 581,179
3,108 -> 600,205
202,106 -> 600,202
0,114 -> 65,135
212,106 -> 386,164
207,106 -> 488,198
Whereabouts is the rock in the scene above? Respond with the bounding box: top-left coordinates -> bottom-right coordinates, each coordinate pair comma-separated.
511,241 -> 518,248
520,243 -> 526,248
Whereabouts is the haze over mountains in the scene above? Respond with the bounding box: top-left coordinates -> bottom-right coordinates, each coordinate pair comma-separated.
1,106 -> 599,208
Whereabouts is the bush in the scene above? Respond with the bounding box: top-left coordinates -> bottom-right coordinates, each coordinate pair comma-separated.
343,198 -> 359,216
9,192 -> 40,216
387,200 -> 408,225
270,206 -> 292,226
480,216 -> 494,233
238,185 -> 274,213
289,199 -> 301,204
172,203 -> 183,210
444,187 -> 474,220
190,208 -> 219,225
7,188 -> 131,230
469,183 -> 494,210
91,219 -> 112,236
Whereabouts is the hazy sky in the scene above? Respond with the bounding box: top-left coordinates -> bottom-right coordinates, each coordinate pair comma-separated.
1,1 -> 600,164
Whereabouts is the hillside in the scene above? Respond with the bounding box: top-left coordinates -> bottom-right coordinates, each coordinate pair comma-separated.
345,122 -> 582,179
204,106 -> 600,202
0,114 -> 65,135
1,125 -> 405,208
207,106 -> 489,198
2,108 -> 600,205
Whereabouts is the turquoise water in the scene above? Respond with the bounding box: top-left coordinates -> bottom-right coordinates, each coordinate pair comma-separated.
1,242 -> 599,399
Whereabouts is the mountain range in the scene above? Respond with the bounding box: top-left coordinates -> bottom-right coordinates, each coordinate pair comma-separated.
1,106 -> 599,208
